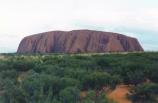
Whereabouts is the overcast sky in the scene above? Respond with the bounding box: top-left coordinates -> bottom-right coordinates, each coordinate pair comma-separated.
0,0 -> 158,53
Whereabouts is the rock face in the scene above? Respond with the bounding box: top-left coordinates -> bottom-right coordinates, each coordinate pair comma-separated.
17,30 -> 143,53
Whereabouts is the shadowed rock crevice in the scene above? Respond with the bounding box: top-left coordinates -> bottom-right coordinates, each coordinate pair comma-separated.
17,30 -> 144,53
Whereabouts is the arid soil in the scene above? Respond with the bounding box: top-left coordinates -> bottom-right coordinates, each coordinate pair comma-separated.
107,85 -> 131,103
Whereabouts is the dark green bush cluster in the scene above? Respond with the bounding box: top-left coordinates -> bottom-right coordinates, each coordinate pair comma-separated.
129,83 -> 158,103
0,52 -> 158,103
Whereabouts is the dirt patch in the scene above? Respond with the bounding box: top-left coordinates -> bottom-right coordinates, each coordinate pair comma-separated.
107,85 -> 131,103
80,91 -> 86,98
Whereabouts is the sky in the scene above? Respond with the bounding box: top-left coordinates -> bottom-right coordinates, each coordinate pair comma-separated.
0,0 -> 158,53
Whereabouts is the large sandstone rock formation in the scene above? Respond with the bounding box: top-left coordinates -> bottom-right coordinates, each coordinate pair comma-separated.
17,30 -> 143,53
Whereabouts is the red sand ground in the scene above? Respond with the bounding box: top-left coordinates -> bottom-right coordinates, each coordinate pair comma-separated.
107,85 -> 131,103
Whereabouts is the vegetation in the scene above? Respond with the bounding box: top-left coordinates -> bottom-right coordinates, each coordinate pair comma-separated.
129,83 -> 158,103
0,52 -> 158,103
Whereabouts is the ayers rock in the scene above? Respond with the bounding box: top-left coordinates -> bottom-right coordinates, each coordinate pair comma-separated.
17,30 -> 143,53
